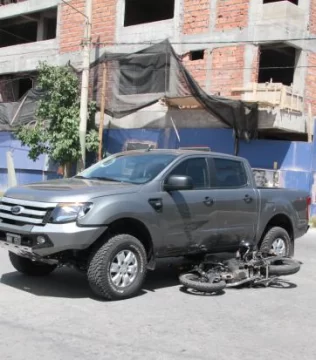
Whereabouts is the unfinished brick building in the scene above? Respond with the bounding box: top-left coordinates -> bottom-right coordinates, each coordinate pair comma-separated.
0,0 -> 315,138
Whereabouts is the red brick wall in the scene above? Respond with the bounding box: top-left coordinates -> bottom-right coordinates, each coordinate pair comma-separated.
182,51 -> 208,89
183,0 -> 210,35
210,46 -> 245,97
309,0 -> 316,34
60,0 -> 117,54
215,0 -> 249,30
305,53 -> 316,115
182,46 -> 246,96
305,1 -> 316,114
92,0 -> 117,48
60,0 -> 85,53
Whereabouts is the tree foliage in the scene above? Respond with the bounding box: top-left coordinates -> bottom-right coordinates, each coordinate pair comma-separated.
15,62 -> 99,170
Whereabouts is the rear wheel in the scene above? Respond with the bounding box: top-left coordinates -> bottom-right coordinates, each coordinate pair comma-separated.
260,227 -> 291,257
179,272 -> 226,293
9,252 -> 57,276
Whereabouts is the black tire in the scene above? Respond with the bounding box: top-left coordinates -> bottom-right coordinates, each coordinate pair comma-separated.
179,272 -> 226,293
9,252 -> 57,276
260,226 -> 291,257
87,234 -> 147,300
266,258 -> 301,276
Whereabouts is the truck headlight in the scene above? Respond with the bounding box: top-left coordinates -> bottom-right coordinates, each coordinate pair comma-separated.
48,203 -> 93,224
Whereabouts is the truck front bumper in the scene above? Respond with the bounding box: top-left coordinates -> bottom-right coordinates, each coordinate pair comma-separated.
0,221 -> 106,259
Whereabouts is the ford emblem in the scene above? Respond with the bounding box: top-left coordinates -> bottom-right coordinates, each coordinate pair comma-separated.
11,206 -> 23,215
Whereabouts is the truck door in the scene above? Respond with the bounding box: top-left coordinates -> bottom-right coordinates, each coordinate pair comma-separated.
159,157 -> 218,256
209,157 -> 258,251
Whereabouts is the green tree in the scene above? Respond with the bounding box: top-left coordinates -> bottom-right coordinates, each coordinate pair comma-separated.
14,62 -> 99,177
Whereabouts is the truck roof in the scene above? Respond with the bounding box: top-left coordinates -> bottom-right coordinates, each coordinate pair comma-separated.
116,148 -> 245,161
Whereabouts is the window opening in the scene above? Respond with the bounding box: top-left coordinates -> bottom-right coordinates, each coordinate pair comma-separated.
124,0 -> 175,27
263,0 -> 298,5
0,7 -> 57,48
258,44 -> 297,86
190,50 -> 205,61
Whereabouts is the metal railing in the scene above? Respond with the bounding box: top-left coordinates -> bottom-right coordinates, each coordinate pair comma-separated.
232,82 -> 304,113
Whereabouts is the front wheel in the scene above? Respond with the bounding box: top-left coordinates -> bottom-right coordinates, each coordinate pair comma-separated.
9,252 -> 57,276
265,258 -> 301,276
87,234 -> 147,300
179,272 -> 226,293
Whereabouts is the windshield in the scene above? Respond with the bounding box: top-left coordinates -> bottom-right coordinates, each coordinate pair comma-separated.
77,153 -> 177,184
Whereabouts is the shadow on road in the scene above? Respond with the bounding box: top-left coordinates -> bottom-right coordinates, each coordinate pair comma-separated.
1,256 -> 298,300
179,286 -> 226,297
267,279 -> 298,289
0,259 -> 183,301
222,279 -> 298,292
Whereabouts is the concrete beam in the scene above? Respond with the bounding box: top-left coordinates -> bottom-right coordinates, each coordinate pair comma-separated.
0,40 -> 58,74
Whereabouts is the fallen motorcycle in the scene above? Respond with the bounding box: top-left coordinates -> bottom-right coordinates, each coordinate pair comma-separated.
179,240 -> 301,294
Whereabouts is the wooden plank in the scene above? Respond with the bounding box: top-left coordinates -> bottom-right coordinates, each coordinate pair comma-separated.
98,63 -> 107,161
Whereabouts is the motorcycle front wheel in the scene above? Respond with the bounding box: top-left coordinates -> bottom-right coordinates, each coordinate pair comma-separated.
264,258 -> 301,276
179,272 -> 226,293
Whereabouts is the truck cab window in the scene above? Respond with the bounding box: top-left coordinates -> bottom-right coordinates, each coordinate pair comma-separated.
213,158 -> 248,188
169,158 -> 209,189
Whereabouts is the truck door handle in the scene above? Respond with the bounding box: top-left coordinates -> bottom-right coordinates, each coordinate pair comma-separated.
244,194 -> 252,203
203,197 -> 214,206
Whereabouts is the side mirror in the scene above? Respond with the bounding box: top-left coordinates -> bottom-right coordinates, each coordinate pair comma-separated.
164,175 -> 193,191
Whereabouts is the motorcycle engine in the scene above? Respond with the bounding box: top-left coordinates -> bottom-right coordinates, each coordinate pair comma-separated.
222,258 -> 248,282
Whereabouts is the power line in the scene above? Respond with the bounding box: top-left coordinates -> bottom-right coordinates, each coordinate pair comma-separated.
60,0 -> 89,22
91,37 -> 316,46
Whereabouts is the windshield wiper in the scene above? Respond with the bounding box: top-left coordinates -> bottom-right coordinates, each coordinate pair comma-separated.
74,175 -> 128,183
86,176 -> 122,182
74,175 -> 119,182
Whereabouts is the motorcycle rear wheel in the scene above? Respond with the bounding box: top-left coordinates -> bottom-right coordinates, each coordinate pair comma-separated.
179,272 -> 226,293
264,258 -> 301,276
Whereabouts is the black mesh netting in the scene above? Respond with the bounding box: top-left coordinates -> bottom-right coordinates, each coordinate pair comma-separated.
90,39 -> 258,139
0,88 -> 45,131
0,39 -> 258,139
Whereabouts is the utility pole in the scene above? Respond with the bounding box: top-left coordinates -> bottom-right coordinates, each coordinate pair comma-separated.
78,0 -> 93,172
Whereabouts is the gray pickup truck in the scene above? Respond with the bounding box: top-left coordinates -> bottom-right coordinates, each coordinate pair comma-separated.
0,149 -> 310,300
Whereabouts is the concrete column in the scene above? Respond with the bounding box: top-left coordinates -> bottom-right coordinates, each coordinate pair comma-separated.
243,44 -> 258,88
205,49 -> 213,93
293,49 -> 307,95
36,15 -> 44,41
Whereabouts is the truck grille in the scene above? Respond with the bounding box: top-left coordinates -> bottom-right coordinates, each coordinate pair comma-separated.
0,197 -> 56,226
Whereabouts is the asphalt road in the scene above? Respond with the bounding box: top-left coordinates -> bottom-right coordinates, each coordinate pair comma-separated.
1,232 -> 316,360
